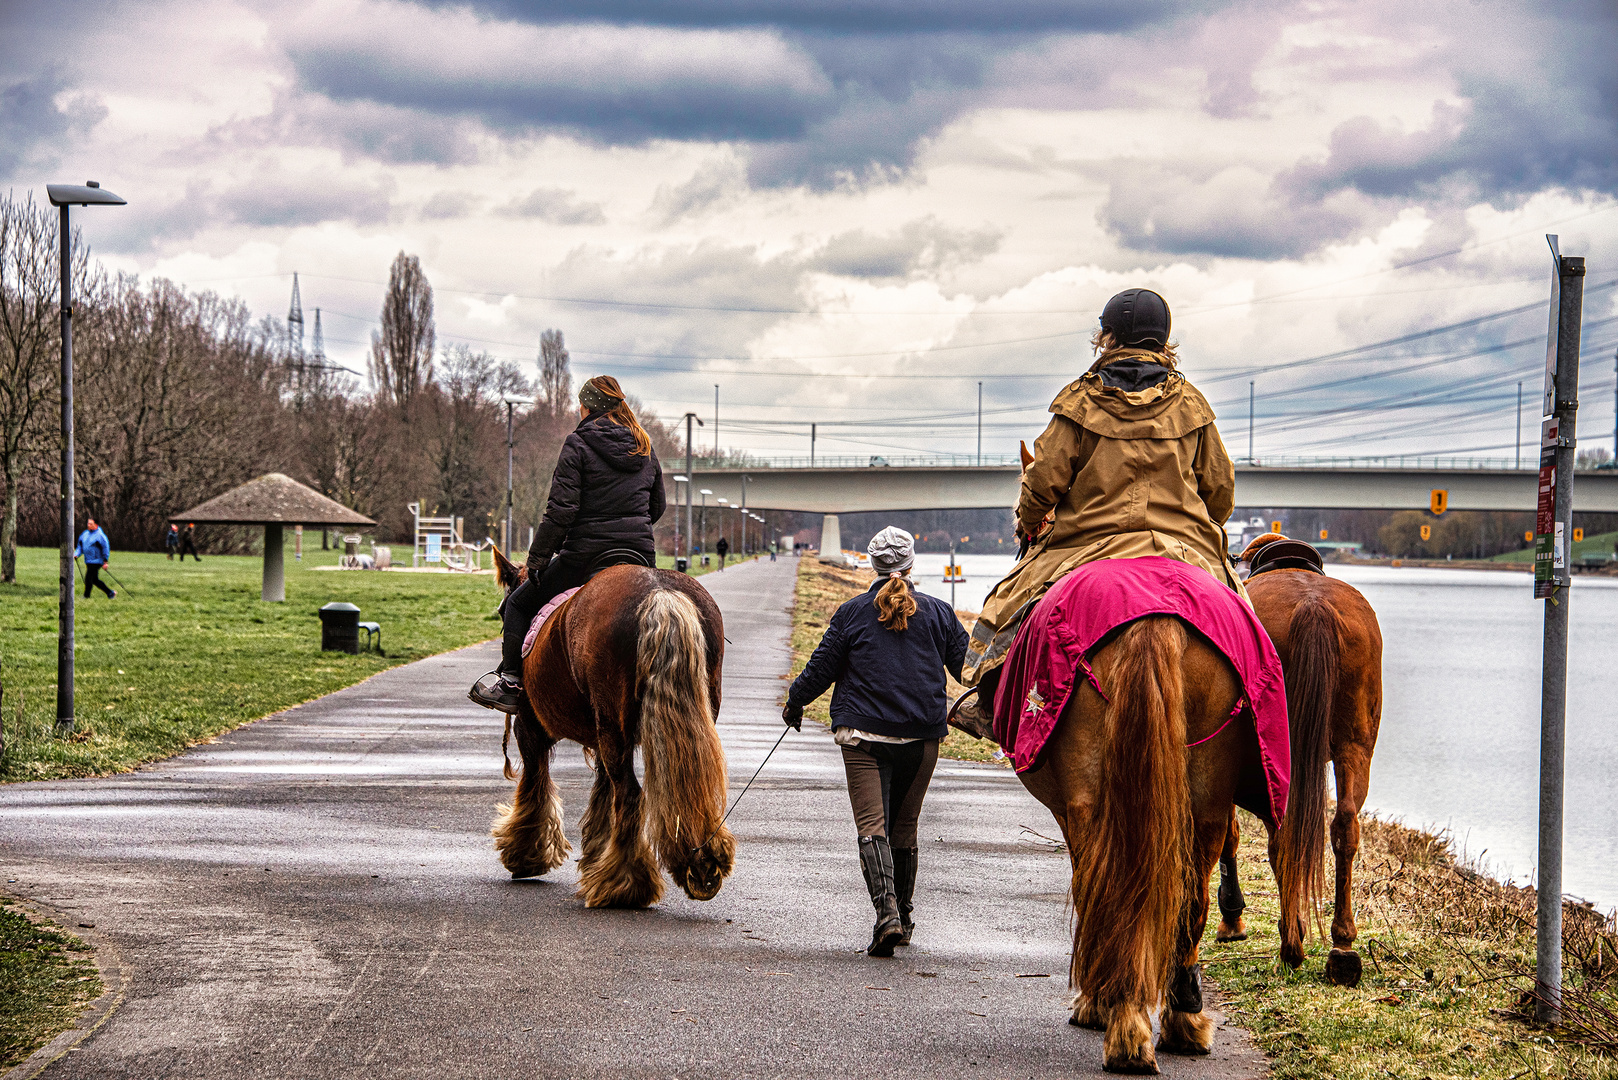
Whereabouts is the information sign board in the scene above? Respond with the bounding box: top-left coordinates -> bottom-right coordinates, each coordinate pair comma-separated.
1535,417 -> 1559,598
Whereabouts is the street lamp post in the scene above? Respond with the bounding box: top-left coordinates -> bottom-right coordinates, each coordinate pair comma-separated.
740,474 -> 751,554
682,413 -> 703,572
699,489 -> 711,560
671,476 -> 687,558
47,181 -> 124,738
502,396 -> 533,554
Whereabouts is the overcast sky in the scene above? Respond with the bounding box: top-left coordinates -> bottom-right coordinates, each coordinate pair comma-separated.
5,0 -> 1616,464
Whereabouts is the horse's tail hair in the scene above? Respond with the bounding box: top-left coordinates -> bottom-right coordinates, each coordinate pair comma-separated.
1278,595 -> 1339,933
636,587 -> 728,868
1072,615 -> 1193,1011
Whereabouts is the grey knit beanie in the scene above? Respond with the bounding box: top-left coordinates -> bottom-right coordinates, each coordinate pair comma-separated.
867,526 -> 915,576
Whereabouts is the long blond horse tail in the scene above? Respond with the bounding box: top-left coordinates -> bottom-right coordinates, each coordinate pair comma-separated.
636,588 -> 728,870
1072,616 -> 1194,1011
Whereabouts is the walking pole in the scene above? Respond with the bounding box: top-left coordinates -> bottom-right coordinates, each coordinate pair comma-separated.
100,565 -> 130,595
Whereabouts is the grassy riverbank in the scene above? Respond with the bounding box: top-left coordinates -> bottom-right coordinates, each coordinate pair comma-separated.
0,898 -> 102,1069
1212,810 -> 1618,1079
788,555 -> 1005,764
0,544 -> 504,782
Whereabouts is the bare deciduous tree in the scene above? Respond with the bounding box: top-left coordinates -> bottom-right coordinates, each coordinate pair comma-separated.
369,251 -> 435,407
0,191 -> 93,583
538,328 -> 571,420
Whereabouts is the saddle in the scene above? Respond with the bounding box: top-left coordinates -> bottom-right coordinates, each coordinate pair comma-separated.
1240,533 -> 1325,578
520,550 -> 657,658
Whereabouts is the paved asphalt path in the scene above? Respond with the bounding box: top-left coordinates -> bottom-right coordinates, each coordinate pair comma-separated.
1,556 -> 1266,1079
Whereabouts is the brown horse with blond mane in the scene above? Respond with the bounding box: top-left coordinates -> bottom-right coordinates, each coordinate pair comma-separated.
1016,605 -> 1293,1073
1213,534 -> 1384,988
487,546 -> 736,908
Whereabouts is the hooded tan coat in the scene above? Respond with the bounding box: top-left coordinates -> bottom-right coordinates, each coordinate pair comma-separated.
962,349 -> 1244,687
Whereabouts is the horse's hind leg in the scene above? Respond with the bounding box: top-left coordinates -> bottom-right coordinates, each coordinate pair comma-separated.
1158,811 -> 1225,1057
1214,811 -> 1248,942
575,739 -> 662,908
1325,750 -> 1370,987
575,758 -> 612,881
491,704 -> 572,879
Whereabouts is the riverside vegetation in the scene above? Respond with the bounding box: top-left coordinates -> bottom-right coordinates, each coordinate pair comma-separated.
789,555 -> 1618,1077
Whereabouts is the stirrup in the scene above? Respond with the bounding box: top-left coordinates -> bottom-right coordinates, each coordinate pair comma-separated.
469,670 -> 524,713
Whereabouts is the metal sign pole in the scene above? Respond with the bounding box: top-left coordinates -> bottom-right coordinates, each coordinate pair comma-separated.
1535,236 -> 1585,1025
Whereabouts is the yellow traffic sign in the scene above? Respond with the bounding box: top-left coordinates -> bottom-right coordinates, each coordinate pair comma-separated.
1420,525 -> 1432,541
1318,529 -> 1329,541
1270,520 -> 1282,533
1525,530 -> 1535,543
1574,527 -> 1585,542
1430,489 -> 1448,515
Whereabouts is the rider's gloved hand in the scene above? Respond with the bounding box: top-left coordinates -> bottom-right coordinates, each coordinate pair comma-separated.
781,703 -> 803,731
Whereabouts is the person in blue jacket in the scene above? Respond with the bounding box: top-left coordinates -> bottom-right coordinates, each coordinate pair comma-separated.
75,518 -> 115,599
782,526 -> 968,957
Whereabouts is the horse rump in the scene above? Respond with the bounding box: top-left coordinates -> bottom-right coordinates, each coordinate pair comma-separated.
636,586 -> 735,901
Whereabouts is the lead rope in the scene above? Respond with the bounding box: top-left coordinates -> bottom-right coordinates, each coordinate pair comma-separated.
692,726 -> 791,855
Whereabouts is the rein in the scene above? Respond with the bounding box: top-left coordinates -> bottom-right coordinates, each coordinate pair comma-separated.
692,725 -> 791,855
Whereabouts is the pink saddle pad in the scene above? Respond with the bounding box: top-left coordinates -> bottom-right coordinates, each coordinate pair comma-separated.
522,587 -> 581,658
993,556 -> 1290,824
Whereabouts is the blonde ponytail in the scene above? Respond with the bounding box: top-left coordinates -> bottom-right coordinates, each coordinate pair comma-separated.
874,572 -> 918,631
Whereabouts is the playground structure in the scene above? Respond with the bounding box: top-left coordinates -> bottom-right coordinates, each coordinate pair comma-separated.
407,502 -> 490,572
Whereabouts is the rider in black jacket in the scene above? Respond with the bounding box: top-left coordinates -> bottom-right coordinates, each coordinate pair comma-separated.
471,375 -> 665,712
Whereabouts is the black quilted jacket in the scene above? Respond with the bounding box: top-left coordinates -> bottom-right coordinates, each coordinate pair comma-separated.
528,413 -> 665,566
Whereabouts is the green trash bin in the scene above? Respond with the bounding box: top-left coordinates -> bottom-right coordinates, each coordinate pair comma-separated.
318,601 -> 361,654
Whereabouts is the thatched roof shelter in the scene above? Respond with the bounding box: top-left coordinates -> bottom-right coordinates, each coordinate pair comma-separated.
171,474 -> 375,601
171,473 -> 375,528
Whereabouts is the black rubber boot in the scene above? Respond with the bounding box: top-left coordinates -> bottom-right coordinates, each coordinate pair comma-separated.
858,836 -> 903,957
892,847 -> 918,945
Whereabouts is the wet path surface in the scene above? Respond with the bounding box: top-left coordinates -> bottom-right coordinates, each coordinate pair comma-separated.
1,557 -> 1265,1078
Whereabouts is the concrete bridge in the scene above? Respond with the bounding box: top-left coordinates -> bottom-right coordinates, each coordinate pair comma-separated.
666,459 -> 1618,515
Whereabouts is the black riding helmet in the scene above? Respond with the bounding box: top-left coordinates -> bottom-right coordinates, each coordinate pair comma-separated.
1100,288 -> 1171,350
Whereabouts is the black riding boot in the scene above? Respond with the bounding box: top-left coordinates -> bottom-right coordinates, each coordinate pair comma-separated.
858,836 -> 904,957
892,847 -> 918,945
468,590 -> 531,713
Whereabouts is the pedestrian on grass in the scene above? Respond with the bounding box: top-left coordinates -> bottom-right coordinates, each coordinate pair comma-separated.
75,518 -> 116,599
782,526 -> 968,957
165,523 -> 179,560
716,534 -> 729,570
178,523 -> 201,561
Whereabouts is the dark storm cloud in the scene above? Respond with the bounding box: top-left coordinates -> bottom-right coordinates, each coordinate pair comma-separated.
420,0 -> 1180,33
0,70 -> 108,182
1286,3 -> 1618,205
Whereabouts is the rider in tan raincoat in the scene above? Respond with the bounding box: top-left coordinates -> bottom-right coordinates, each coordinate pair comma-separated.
955,288 -> 1244,733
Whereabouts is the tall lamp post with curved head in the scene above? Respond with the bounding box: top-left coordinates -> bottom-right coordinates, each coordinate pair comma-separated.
47,181 -> 125,738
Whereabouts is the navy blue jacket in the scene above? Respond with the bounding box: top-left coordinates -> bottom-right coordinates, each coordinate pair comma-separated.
787,580 -> 969,740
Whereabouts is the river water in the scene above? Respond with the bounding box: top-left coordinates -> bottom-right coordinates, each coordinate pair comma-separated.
908,553 -> 1618,908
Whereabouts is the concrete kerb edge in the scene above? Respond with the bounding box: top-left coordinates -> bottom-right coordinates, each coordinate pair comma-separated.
0,895 -> 129,1080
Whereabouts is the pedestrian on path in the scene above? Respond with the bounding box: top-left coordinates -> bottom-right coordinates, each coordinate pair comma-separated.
782,526 -> 968,957
715,534 -> 729,569
165,523 -> 179,559
75,518 -> 116,599
178,523 -> 202,561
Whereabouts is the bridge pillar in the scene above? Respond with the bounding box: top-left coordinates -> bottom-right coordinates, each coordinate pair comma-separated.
817,514 -> 843,565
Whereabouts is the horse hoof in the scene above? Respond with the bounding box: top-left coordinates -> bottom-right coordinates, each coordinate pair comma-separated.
1215,917 -> 1247,942
1325,948 -> 1363,988
1068,994 -> 1107,1030
1156,1009 -> 1214,1056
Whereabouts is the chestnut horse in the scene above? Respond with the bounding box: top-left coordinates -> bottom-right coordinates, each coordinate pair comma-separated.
487,547 -> 736,908
1213,539 -> 1383,988
1018,613 -> 1286,1074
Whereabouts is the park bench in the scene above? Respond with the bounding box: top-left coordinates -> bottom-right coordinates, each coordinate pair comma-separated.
358,621 -> 382,653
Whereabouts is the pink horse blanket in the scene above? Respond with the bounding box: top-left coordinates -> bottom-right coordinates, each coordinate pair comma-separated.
522,587 -> 581,659
992,556 -> 1290,823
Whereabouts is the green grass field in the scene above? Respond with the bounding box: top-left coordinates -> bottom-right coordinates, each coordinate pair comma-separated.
0,543 -> 508,782
0,899 -> 102,1069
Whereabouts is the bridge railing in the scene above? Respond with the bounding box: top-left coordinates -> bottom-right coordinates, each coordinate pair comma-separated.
686,452 -> 1615,472
695,453 -> 1023,470
1243,455 -> 1546,471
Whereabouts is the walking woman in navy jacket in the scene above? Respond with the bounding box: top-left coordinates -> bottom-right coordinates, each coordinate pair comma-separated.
783,526 -> 969,956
